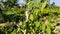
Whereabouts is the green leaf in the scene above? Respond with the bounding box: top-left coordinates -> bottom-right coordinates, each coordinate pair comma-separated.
33,9 -> 39,15
42,24 -> 45,31
41,1 -> 47,11
21,22 -> 26,29
27,1 -> 33,9
11,29 -> 17,34
48,23 -> 56,28
46,26 -> 51,34
6,10 -> 13,15
34,21 -> 40,27
29,14 -> 34,21
9,0 -> 14,3
34,0 -> 41,7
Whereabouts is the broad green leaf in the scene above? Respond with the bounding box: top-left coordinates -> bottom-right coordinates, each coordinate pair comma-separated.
17,28 -> 20,32
11,29 -> 17,34
21,22 -> 26,29
29,14 -> 34,21
46,26 -> 51,34
42,24 -> 45,31
34,21 -> 40,27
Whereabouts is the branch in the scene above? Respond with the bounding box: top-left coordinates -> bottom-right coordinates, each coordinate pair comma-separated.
0,22 -> 16,28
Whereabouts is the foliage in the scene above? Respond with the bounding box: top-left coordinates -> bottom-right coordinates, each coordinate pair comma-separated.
0,0 -> 60,34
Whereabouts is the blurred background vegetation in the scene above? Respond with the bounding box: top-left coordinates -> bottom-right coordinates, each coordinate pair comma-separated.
0,0 -> 60,34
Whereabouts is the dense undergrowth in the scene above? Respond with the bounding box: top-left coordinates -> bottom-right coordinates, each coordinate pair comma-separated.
0,0 -> 60,34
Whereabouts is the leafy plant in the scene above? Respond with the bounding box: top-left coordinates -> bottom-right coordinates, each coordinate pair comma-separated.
0,0 -> 60,34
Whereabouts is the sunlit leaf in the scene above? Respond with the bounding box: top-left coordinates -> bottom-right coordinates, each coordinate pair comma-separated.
42,24 -> 45,31
41,1 -> 47,11
29,14 -> 34,21
6,10 -> 14,15
46,26 -> 51,34
34,21 -> 40,27
11,29 -> 17,34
